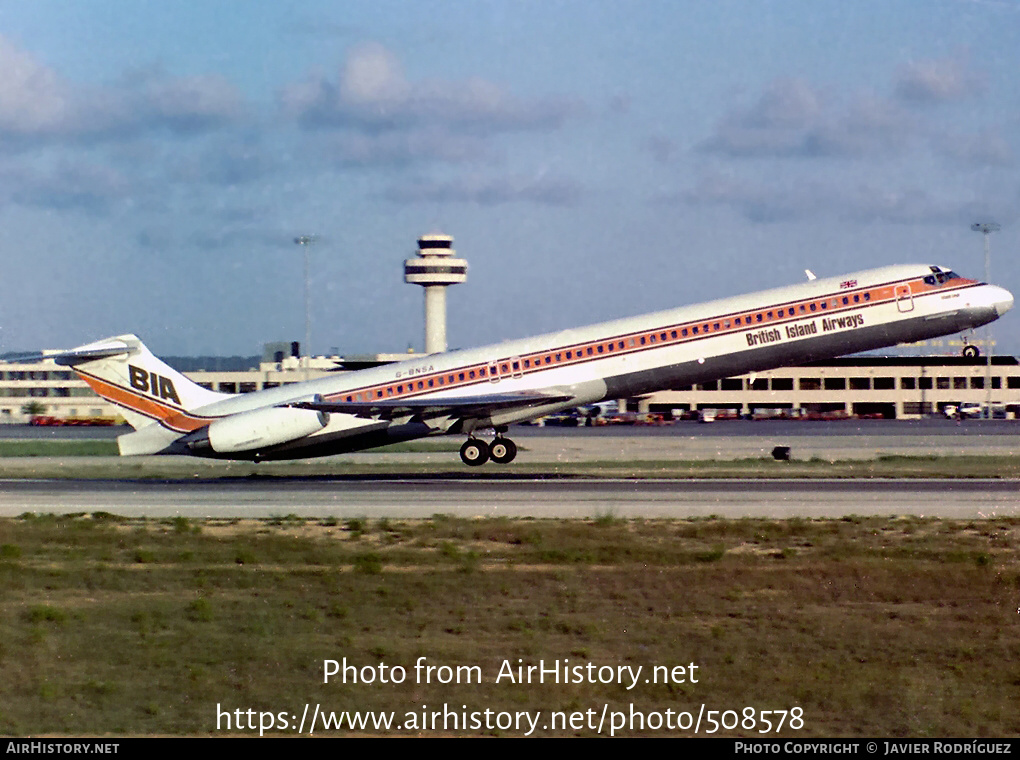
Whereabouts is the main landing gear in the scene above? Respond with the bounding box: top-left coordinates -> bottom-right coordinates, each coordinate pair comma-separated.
459,435 -> 518,466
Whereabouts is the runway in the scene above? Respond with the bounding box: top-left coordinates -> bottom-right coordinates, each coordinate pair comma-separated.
0,477 -> 1016,518
1,422 -> 1018,518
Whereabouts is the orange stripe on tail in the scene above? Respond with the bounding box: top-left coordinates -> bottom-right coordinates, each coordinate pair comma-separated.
78,374 -> 208,433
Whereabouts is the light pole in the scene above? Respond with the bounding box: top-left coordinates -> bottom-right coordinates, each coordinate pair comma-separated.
971,222 -> 1000,419
294,235 -> 317,379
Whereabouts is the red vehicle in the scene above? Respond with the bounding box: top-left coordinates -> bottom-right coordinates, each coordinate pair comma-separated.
28,415 -> 63,426
29,415 -> 118,427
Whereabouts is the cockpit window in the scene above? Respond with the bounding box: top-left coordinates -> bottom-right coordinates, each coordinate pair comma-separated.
926,271 -> 961,286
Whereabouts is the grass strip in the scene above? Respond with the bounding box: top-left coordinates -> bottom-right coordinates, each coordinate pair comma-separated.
0,513 -> 1017,736
0,441 -> 120,457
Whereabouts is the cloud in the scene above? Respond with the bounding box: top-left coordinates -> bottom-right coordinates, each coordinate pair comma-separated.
339,42 -> 410,104
281,42 -> 582,135
677,172 -> 823,223
698,79 -> 820,158
0,159 -> 130,211
136,219 -> 291,252
935,129 -> 1014,167
168,139 -> 275,185
737,78 -> 822,130
140,73 -> 246,132
800,95 -> 913,157
700,79 -> 911,159
384,173 -> 582,206
677,171 -> 1002,226
0,36 -> 73,135
0,35 -> 247,145
323,130 -> 489,167
894,56 -> 984,104
838,184 -> 994,225
644,135 -> 677,164
184,226 -> 292,251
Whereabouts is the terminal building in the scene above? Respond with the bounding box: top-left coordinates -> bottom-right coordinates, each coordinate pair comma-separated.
637,355 -> 1020,419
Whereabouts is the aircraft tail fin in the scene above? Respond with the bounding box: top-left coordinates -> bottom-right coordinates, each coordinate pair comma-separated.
55,334 -> 226,431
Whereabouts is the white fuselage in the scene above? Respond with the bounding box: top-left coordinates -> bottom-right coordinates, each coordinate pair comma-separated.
97,263 -> 1011,459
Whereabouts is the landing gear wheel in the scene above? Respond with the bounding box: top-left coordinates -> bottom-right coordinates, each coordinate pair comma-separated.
460,438 -> 490,466
489,437 -> 518,464
963,345 -> 980,358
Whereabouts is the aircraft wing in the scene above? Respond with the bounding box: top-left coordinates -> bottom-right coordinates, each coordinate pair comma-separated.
285,390 -> 575,422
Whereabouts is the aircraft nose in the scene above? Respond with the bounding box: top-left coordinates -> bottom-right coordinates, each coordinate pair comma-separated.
992,285 -> 1014,316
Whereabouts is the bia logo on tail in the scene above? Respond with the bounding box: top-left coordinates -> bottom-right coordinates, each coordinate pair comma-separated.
128,365 -> 181,405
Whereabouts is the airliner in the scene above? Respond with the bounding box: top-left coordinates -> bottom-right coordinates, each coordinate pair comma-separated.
49,264 -> 1012,466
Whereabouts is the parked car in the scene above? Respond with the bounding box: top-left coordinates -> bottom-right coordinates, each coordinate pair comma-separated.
944,403 -> 990,419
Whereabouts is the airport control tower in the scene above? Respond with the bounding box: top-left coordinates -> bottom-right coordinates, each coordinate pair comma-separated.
403,233 -> 467,354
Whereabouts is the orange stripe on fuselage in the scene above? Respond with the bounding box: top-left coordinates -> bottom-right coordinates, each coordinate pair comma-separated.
324,275 -> 977,404
77,374 -> 209,433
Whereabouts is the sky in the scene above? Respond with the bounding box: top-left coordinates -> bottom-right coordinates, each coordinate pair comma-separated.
0,0 -> 1018,357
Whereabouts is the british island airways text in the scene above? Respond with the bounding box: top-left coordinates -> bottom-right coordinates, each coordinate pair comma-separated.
747,314 -> 864,347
